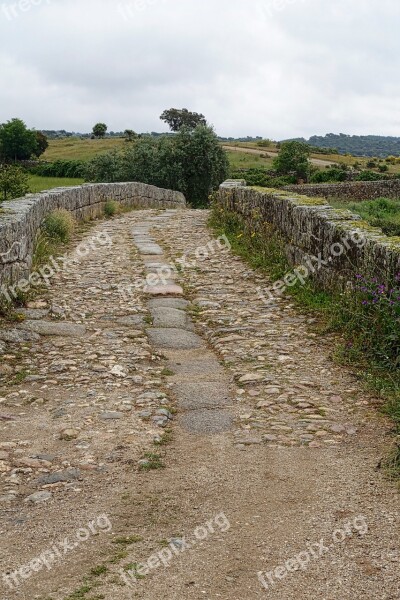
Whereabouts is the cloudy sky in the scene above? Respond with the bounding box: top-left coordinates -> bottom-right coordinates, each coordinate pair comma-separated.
0,0 -> 398,138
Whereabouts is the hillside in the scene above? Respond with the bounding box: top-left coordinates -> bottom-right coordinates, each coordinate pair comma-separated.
286,133 -> 400,158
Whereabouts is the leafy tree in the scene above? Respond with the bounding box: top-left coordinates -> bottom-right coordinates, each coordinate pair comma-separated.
160,108 -> 207,132
87,125 -> 229,207
0,164 -> 29,203
0,118 -> 38,162
124,129 -> 137,142
33,131 -> 49,157
273,140 -> 310,180
92,123 -> 108,138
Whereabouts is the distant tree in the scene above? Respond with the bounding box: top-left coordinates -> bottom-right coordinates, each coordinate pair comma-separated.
124,129 -> 137,142
0,164 -> 29,202
160,108 -> 207,132
273,140 -> 310,180
92,123 -> 108,138
0,118 -> 38,162
33,131 -> 49,157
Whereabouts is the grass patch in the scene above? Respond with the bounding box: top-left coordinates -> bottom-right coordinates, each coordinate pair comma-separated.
139,453 -> 165,471
161,368 -> 175,376
28,175 -> 84,193
154,428 -> 173,446
42,209 -> 76,243
90,566 -> 108,577
330,197 -> 400,237
65,585 -> 93,600
104,200 -> 122,217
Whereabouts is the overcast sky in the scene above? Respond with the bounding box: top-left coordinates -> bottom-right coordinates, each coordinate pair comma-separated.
0,0 -> 398,138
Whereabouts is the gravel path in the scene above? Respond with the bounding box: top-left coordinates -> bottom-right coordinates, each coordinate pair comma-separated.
0,208 -> 398,599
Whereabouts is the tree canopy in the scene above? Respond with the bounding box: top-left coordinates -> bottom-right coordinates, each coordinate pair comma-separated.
92,123 -> 108,138
160,108 -> 207,132
0,118 -> 39,162
273,140 -> 311,180
0,164 -> 29,202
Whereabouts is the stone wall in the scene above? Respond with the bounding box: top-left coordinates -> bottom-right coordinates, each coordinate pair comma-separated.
283,179 -> 400,201
0,182 -> 185,289
218,182 -> 400,290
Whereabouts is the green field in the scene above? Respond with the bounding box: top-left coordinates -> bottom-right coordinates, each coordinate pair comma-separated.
43,137 -> 126,162
28,175 -> 84,193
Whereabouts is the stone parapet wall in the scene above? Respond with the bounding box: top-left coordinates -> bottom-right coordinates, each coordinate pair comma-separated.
283,180 -> 400,201
0,182 -> 185,289
218,183 -> 400,290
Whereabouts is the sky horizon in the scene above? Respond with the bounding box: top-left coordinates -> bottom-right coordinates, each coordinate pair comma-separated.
1,0 -> 399,139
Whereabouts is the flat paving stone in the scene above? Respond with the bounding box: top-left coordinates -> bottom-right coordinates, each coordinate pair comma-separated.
147,328 -> 203,350
150,307 -> 194,331
165,355 -> 225,380
173,381 -> 231,410
136,245 -> 164,255
144,284 -> 184,296
115,315 -> 145,327
180,409 -> 233,434
19,321 -> 86,337
148,298 -> 189,310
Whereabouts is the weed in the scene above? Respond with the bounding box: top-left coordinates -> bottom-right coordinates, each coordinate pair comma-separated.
42,209 -> 76,243
139,453 -> 164,471
104,200 -> 121,217
112,535 -> 143,546
90,566 -> 108,578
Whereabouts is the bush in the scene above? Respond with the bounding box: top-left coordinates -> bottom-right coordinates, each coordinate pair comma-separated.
30,159 -> 86,179
310,168 -> 347,183
86,125 -> 229,207
104,200 -> 121,217
356,170 -> 386,181
42,209 -> 75,242
0,164 -> 29,202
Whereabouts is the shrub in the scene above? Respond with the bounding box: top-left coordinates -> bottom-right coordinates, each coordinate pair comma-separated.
310,168 -> 347,183
356,170 -> 386,181
42,209 -> 75,243
0,164 -> 29,202
30,159 -> 86,179
86,125 -> 229,207
104,200 -> 121,217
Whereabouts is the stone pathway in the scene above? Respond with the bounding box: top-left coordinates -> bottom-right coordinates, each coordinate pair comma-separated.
0,207 -> 398,600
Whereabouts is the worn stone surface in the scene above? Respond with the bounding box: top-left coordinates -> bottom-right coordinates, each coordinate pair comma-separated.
19,321 -> 86,337
0,182 -> 185,288
150,307 -> 194,331
146,328 -> 203,350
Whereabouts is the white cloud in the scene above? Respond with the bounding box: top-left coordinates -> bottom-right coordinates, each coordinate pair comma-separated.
0,0 -> 399,138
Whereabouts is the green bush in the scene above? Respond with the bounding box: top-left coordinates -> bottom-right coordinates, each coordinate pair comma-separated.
42,209 -> 75,242
310,168 -> 347,183
356,170 -> 387,181
104,200 -> 121,217
86,126 -> 229,207
0,164 -> 29,202
30,159 -> 86,179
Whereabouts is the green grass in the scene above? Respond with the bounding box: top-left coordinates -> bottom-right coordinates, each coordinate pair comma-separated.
330,197 -> 400,237
225,149 -> 274,171
28,175 -> 84,193
43,137 -> 125,162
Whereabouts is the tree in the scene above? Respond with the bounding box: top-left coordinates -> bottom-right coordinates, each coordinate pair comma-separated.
33,131 -> 49,157
0,118 -> 38,162
86,125 -> 229,207
92,123 -> 108,138
0,164 -> 29,203
124,129 -> 137,142
273,140 -> 311,180
160,108 -> 207,132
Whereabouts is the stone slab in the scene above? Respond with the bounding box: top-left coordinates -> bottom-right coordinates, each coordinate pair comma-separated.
150,307 -> 194,331
180,409 -> 233,435
148,298 -> 190,310
19,321 -> 86,337
173,381 -> 231,410
147,328 -> 203,350
144,284 -> 184,296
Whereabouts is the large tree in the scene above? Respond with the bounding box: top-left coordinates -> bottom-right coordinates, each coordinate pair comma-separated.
160,108 -> 207,132
0,118 -> 38,162
273,140 -> 311,180
92,123 -> 108,138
